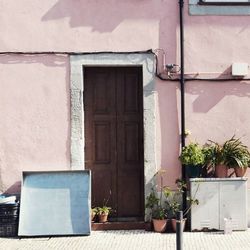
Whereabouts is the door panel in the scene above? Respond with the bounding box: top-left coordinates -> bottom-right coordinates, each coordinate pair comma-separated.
84,67 -> 117,209
124,122 -> 140,163
116,67 -> 144,219
94,122 -> 111,163
124,74 -> 139,113
84,67 -> 144,221
92,169 -> 113,207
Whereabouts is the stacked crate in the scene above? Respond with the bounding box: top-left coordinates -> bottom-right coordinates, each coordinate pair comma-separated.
0,204 -> 19,237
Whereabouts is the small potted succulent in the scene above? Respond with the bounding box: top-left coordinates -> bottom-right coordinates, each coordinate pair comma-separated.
179,142 -> 205,178
97,206 -> 112,223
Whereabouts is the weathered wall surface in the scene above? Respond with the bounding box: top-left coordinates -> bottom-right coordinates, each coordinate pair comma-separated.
185,81 -> 250,145
0,55 -> 70,193
0,0 -> 169,53
0,0 -> 250,192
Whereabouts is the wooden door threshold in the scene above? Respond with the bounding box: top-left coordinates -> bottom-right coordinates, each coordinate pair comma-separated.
92,221 -> 146,231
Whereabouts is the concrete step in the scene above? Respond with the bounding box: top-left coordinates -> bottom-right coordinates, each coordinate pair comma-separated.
92,221 -> 146,231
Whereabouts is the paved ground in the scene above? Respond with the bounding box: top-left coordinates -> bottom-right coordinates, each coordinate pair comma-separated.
1,230 -> 250,250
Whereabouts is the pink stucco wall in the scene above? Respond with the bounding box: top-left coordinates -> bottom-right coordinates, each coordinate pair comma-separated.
0,0 -> 250,191
0,55 -> 70,193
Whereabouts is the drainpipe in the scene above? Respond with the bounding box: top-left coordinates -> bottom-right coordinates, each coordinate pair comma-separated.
179,0 -> 187,212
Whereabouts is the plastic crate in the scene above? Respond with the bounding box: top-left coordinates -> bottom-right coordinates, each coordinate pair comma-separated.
0,204 -> 19,216
0,204 -> 19,237
0,223 -> 18,237
0,215 -> 19,224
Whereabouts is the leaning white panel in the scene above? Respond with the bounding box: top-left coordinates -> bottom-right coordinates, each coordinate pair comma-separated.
18,170 -> 91,236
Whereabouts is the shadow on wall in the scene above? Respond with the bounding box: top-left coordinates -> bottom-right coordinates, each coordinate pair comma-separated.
0,54 -> 67,67
42,0 -> 143,31
186,80 -> 250,113
41,0 -> 178,61
157,81 -> 181,186
0,54 -> 71,175
3,181 -> 21,195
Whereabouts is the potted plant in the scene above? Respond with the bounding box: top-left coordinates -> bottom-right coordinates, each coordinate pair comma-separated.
234,154 -> 250,177
97,206 -> 112,223
151,206 -> 167,233
91,207 -> 98,222
204,136 -> 250,177
146,196 -> 167,233
223,136 -> 250,177
202,142 -> 226,177
145,170 -> 168,233
145,191 -> 159,231
164,179 -> 199,232
179,143 -> 205,178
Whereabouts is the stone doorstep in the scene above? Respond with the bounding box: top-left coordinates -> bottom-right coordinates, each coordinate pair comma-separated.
91,220 -> 180,232
91,221 -> 146,231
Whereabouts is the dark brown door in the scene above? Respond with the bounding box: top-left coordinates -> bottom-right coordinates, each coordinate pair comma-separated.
84,67 -> 144,221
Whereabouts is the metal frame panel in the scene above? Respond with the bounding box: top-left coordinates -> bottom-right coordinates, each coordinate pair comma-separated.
189,0 -> 250,15
18,170 -> 91,236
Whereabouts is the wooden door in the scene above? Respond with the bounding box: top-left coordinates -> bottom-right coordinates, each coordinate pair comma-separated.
84,67 -> 144,221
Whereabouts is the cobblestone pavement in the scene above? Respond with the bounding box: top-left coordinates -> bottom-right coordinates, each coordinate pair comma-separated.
1,230 -> 250,250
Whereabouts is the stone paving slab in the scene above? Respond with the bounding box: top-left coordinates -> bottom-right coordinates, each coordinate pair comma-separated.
0,230 -> 250,250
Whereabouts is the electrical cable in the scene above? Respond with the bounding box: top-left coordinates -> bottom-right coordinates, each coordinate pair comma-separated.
0,50 -> 153,56
153,51 -> 250,82
1,50 -> 249,82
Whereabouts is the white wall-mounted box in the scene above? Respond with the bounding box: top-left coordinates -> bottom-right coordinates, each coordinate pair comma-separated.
232,63 -> 249,76
190,178 -> 247,231
202,0 -> 250,2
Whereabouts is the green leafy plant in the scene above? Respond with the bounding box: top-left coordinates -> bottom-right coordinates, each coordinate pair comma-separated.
203,143 -> 220,167
223,136 -> 250,169
204,136 -> 250,170
145,192 -> 159,210
202,142 -> 224,176
179,143 -> 205,177
152,207 -> 166,220
179,143 -> 205,166
145,170 -> 167,220
163,179 -> 199,219
91,207 -> 98,221
91,207 -> 98,214
96,206 -> 112,215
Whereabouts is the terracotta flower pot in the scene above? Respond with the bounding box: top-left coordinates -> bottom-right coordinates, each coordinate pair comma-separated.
91,211 -> 96,221
152,219 -> 167,233
235,167 -> 247,177
98,213 -> 108,223
215,164 -> 228,178
171,218 -> 186,232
